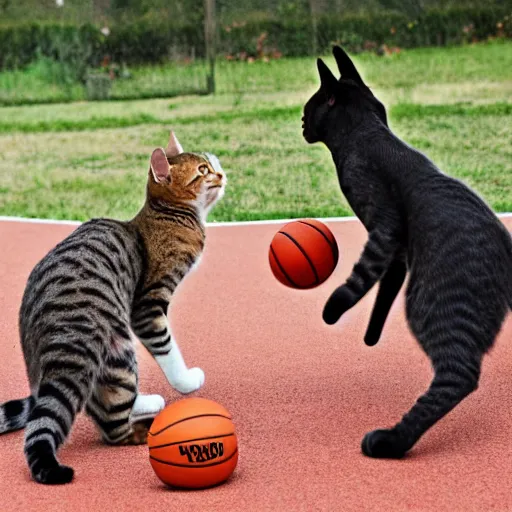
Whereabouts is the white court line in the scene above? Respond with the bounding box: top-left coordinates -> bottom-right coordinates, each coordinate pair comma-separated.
0,215 -> 357,227
0,213 -> 511,228
0,216 -> 80,226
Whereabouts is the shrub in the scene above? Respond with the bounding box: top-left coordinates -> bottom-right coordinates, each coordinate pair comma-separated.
0,5 -> 509,72
0,23 -> 104,71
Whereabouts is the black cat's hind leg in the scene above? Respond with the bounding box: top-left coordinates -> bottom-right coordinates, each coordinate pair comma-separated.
364,258 -> 407,346
362,252 -> 509,459
362,342 -> 483,459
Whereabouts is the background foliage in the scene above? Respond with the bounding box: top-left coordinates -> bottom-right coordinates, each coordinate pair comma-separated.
1,4 -> 511,70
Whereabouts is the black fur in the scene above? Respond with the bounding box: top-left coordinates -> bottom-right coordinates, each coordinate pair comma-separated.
303,46 -> 512,458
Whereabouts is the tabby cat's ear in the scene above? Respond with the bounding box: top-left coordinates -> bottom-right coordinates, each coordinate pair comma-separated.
165,131 -> 184,158
332,46 -> 364,86
150,148 -> 170,183
317,58 -> 338,99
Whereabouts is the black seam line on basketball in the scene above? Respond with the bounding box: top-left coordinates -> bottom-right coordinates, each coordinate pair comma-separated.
270,245 -> 309,290
150,448 -> 238,468
270,245 -> 298,288
277,231 -> 319,286
297,221 -> 338,260
149,433 -> 235,450
148,414 -> 232,436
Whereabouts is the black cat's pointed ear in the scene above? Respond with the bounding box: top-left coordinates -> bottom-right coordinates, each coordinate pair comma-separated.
317,58 -> 338,96
333,46 -> 364,86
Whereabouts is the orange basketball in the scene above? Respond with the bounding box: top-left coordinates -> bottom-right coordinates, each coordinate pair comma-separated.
269,219 -> 339,289
148,398 -> 238,489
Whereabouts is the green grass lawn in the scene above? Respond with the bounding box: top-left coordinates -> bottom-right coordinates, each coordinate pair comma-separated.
0,41 -> 511,221
2,40 -> 512,105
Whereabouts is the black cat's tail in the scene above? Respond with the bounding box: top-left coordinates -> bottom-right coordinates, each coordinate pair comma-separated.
0,396 -> 35,434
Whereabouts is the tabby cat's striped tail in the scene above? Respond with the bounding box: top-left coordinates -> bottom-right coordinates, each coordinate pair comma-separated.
0,396 -> 34,434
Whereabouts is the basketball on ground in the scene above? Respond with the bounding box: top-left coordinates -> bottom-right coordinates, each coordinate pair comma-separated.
148,398 -> 238,489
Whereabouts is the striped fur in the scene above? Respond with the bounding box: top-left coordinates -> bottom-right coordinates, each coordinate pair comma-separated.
0,396 -> 34,432
0,133 -> 226,484
303,47 -> 512,458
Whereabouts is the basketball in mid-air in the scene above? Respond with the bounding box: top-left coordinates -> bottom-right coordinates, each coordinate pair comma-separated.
148,398 -> 238,489
269,219 -> 339,289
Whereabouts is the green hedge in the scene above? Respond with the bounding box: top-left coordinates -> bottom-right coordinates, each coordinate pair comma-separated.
104,21 -> 203,64
0,23 -> 104,71
0,6 -> 510,70
221,6 -> 511,57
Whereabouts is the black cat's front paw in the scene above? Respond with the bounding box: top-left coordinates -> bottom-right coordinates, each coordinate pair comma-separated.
363,329 -> 381,347
361,428 -> 409,459
323,285 -> 354,324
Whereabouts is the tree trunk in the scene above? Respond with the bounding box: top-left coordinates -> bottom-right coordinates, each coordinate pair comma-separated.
204,0 -> 216,94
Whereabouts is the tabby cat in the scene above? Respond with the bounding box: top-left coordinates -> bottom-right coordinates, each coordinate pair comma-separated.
0,132 -> 226,484
302,46 -> 512,458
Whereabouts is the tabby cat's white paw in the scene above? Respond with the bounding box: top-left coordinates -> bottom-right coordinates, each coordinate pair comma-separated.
171,367 -> 205,394
131,393 -> 165,422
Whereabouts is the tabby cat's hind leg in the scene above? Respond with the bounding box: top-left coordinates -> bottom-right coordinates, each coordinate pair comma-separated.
24,374 -> 90,485
86,355 -> 164,445
120,394 -> 166,445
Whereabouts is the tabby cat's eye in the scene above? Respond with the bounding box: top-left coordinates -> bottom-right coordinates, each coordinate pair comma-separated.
199,165 -> 209,175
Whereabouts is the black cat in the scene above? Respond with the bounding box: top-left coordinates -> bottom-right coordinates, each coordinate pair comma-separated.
302,46 -> 512,458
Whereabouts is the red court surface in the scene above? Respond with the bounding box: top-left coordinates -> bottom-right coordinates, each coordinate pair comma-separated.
0,216 -> 511,512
